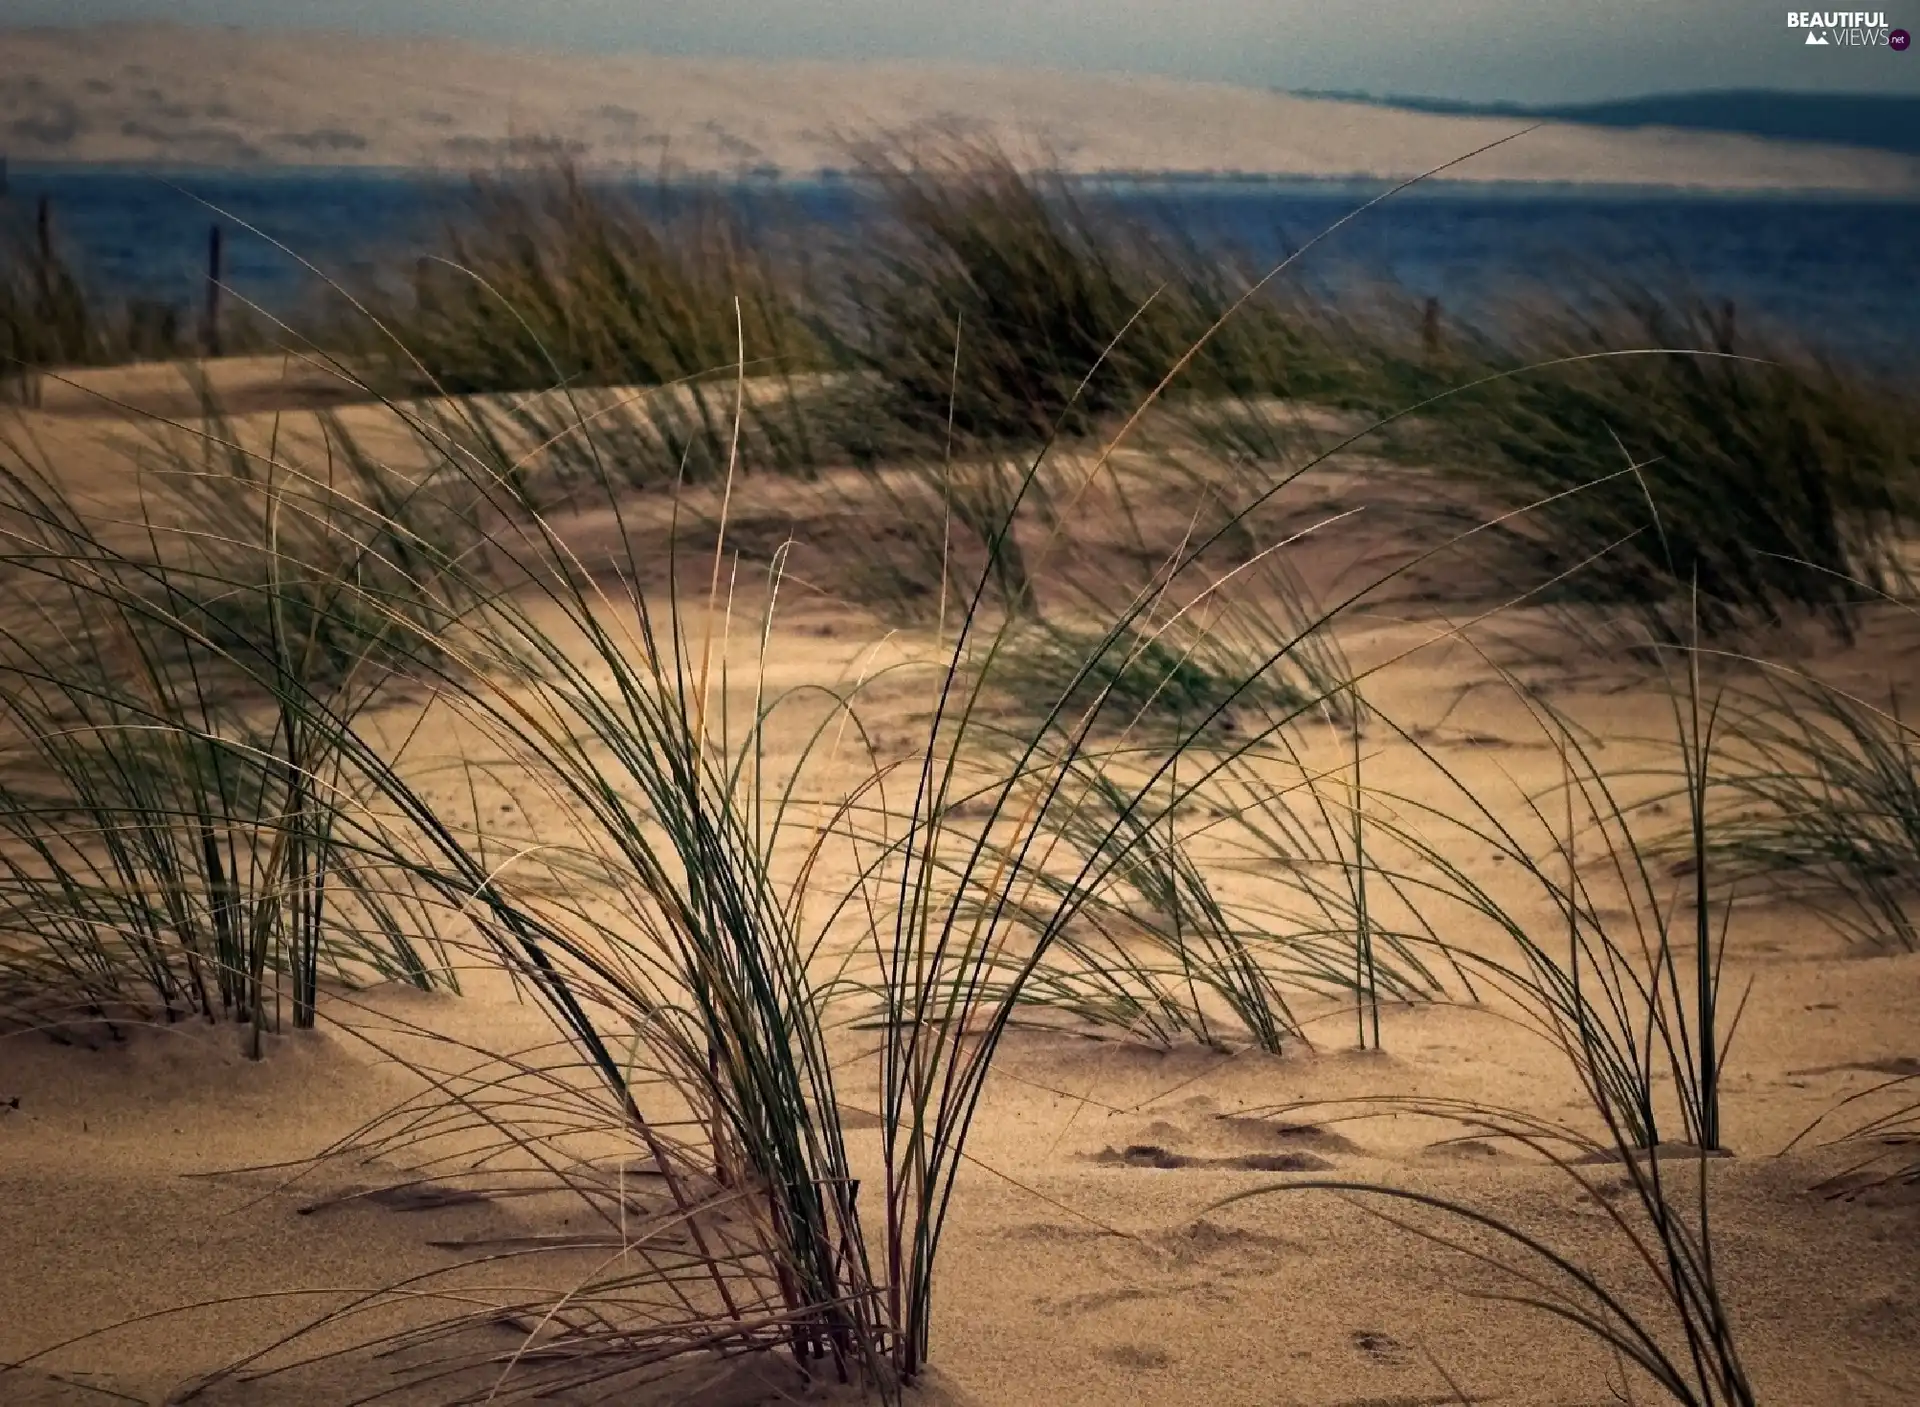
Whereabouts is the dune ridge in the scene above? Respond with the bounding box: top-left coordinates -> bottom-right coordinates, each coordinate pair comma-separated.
3,21 -> 1920,192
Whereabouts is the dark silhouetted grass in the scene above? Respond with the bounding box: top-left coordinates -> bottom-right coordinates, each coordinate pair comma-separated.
1,202 -> 97,403
838,135 -> 1364,456
367,166 -> 841,493
1426,287 -> 1920,643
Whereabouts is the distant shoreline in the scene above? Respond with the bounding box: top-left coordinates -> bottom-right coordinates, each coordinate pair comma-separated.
1285,89 -> 1920,160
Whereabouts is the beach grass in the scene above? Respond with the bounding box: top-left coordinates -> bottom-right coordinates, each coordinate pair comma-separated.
6,139 -> 1917,1405
1698,665 -> 1920,951
0,427 -> 466,1038
1418,286 -> 1920,643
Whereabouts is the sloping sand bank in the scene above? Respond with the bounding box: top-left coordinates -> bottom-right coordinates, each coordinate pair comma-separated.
4,23 -> 1919,191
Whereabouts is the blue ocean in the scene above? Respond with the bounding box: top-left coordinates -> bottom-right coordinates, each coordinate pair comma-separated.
3,167 -> 1916,372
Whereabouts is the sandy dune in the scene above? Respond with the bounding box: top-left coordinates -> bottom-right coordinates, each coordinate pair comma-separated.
1,362 -> 1918,1404
3,22 -> 1920,192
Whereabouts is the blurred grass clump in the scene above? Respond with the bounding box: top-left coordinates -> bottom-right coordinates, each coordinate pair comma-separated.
363,168 -> 842,490
14,149 -> 1917,654
378,167 -> 826,397
1421,287 -> 1920,641
837,137 -> 1372,456
2,199 -> 105,402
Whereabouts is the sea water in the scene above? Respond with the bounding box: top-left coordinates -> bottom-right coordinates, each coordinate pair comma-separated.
3,166 -> 1915,372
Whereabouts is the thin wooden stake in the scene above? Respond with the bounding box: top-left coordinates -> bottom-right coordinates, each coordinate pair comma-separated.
204,224 -> 224,358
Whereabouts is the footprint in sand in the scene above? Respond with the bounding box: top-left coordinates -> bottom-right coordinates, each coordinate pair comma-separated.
1349,1327 -> 1413,1365
1099,1107 -> 1366,1173
1091,1143 -> 1336,1172
1097,1344 -> 1174,1370
1214,1112 -> 1365,1158
1049,1284 -> 1160,1314
1421,1135 -> 1516,1164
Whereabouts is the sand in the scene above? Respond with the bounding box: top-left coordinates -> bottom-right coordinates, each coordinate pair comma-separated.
1,362 -> 1919,1405
2,22 -> 1919,192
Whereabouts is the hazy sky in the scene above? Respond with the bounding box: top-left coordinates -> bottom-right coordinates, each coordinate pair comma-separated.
9,1 -> 1919,103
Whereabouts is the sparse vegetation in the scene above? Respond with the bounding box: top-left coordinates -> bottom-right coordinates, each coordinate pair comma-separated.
0,404 -> 471,1036
8,138 -> 1918,1407
1202,639 -> 1755,1407
1699,666 -> 1920,950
